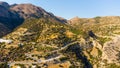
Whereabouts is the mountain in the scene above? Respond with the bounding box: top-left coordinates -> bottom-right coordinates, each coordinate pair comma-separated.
0,5 -> 23,28
1,1 -> 120,68
0,1 -> 10,8
10,3 -> 67,22
0,2 -> 24,37
4,16 -> 120,68
0,2 -> 67,37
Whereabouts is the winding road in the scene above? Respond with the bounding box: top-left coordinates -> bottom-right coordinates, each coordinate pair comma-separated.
8,41 -> 79,67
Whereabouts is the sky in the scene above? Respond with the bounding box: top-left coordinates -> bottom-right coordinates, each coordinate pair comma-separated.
0,0 -> 120,19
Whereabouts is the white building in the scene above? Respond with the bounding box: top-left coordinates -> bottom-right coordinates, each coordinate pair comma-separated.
0,39 -> 13,44
32,65 -> 36,68
16,66 -> 21,68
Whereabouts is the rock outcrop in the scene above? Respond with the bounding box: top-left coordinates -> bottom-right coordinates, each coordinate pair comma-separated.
102,35 -> 120,64
0,1 -> 10,8
10,3 -> 67,23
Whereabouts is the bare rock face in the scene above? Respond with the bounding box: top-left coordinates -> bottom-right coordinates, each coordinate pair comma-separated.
0,23 -> 10,37
10,4 -> 62,19
10,4 -> 47,18
0,1 -> 10,8
0,5 -> 23,29
0,5 -> 10,17
102,35 -> 120,64
10,4 -> 67,23
0,2 -> 24,37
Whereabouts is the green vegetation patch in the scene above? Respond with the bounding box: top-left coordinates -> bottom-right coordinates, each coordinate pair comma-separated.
98,37 -> 111,46
59,57 -> 69,62
106,63 -> 120,68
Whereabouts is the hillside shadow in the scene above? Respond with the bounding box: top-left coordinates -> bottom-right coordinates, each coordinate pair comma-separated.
0,17 -> 24,37
66,43 -> 93,68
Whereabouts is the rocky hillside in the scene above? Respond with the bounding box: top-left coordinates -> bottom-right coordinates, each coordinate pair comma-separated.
0,1 -> 10,8
5,18 -> 72,46
1,1 -> 120,68
10,3 -> 67,23
0,23 -> 10,37
3,16 -> 120,68
68,16 -> 120,68
0,1 -> 66,37
0,2 -> 23,37
69,16 -> 120,35
1,18 -> 82,68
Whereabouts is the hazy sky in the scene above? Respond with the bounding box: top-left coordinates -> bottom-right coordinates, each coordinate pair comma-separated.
0,0 -> 120,19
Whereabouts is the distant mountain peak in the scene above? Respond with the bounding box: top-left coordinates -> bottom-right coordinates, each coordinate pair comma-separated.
70,16 -> 80,21
10,3 -> 46,18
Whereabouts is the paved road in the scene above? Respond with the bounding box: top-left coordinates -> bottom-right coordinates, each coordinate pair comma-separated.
8,41 -> 79,66
50,41 -> 79,53
8,55 -> 63,66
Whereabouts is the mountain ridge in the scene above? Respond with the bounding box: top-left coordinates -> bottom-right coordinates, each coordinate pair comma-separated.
0,2 -> 67,37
